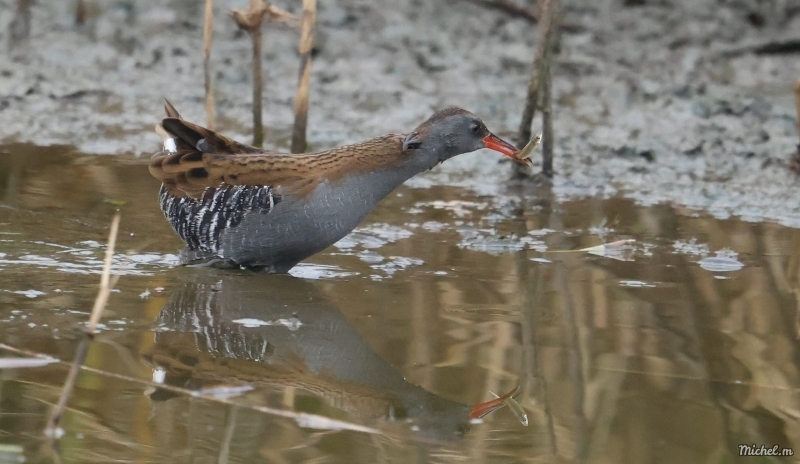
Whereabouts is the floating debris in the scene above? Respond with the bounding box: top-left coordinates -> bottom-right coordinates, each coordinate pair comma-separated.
546,239 -> 636,261
0,356 -> 59,369
195,384 -> 254,400
619,280 -> 656,288
233,317 -> 303,331
579,239 -> 636,261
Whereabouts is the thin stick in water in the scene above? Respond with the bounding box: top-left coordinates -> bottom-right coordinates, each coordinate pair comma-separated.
45,212 -> 121,437
203,0 -> 216,130
87,213 -> 120,335
291,0 -> 317,154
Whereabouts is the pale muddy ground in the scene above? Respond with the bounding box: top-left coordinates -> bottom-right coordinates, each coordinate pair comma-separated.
1,0 -> 800,224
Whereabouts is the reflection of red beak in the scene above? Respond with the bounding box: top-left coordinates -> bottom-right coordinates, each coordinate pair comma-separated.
468,386 -> 521,419
482,134 -> 528,166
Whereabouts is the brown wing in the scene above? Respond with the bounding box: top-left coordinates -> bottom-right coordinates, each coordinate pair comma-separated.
149,101 -> 291,198
149,102 -> 407,199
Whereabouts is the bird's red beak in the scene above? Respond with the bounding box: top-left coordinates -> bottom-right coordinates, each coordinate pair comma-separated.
482,134 -> 528,166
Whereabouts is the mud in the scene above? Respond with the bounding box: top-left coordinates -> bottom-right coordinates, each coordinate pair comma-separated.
1,0 -> 799,223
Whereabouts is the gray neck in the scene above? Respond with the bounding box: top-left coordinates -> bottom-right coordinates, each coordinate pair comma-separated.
340,161 -> 425,207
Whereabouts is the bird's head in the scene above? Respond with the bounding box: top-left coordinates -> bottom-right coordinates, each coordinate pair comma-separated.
402,108 -> 520,168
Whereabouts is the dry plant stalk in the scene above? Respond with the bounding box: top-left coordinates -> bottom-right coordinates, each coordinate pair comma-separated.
75,0 -> 86,25
795,78 -> 800,138
45,213 -> 121,437
9,0 -> 32,44
540,25 -> 555,178
290,0 -> 317,154
203,0 -> 216,130
231,0 -> 270,147
514,0 -> 560,179
790,78 -> 800,174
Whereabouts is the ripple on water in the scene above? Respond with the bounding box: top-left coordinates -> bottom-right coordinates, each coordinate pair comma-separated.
698,254 -> 744,272
288,263 -> 359,280
0,240 -> 179,276
333,224 -> 413,251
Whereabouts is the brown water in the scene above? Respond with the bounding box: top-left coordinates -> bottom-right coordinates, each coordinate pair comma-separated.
1,143 -> 799,463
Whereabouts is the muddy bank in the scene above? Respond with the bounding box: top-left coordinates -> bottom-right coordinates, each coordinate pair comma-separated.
1,0 -> 799,224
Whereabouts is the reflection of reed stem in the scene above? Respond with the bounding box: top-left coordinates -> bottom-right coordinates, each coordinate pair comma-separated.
291,0 -> 316,154
555,260 -> 587,460
217,406 -> 239,464
45,212 -> 121,436
203,0 -> 216,130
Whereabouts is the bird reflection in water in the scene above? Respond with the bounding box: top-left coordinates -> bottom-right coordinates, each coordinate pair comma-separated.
142,272 -> 519,442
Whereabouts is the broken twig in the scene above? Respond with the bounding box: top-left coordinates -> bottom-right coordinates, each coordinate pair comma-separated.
291,0 -> 317,153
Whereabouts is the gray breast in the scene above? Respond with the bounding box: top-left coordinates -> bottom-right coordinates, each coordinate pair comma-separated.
220,169 -> 411,270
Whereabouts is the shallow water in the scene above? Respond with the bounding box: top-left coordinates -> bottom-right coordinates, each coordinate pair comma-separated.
1,144 -> 799,463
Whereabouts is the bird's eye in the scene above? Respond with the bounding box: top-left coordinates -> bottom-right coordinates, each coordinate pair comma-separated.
470,122 -> 480,134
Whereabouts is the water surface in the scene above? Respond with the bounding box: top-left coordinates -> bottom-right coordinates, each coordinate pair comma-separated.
0,144 -> 798,463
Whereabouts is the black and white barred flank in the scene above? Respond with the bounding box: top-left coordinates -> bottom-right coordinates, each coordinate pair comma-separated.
159,184 -> 281,253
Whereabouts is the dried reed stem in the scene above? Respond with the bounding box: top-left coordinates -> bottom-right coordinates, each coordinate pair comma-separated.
794,78 -> 800,138
792,78 -> 800,174
514,0 -> 560,179
45,212 -> 121,437
87,213 -> 120,334
231,0 -> 269,147
9,0 -> 32,44
75,0 -> 86,26
251,25 -> 264,147
540,36 -> 554,178
290,0 -> 317,153
203,0 -> 216,130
